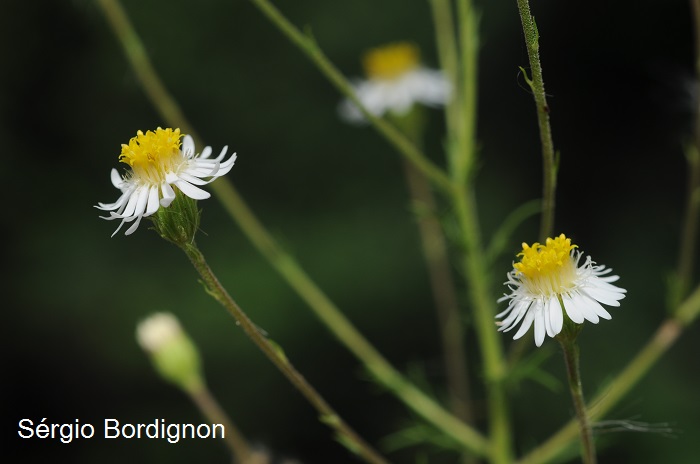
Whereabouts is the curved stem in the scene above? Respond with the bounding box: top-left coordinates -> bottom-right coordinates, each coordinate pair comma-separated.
515,0 -> 557,242
210,180 -> 489,457
557,336 -> 596,464
182,242 -> 389,464
248,0 -> 453,193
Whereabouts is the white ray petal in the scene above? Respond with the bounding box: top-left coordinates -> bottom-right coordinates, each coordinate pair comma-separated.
562,294 -> 585,324
544,300 -> 555,338
583,294 -> 612,320
125,215 -> 143,235
513,310 -> 535,340
145,185 -> 160,216
549,296 -> 564,334
583,285 -> 624,306
175,179 -> 210,200
534,309 -> 546,346
183,135 -> 195,157
160,182 -> 176,207
110,168 -> 123,188
502,300 -> 532,333
200,146 -> 213,159
572,292 -> 600,324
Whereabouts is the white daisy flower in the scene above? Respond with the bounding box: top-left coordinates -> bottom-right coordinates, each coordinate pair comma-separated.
496,234 -> 627,347
339,42 -> 451,123
96,127 -> 236,236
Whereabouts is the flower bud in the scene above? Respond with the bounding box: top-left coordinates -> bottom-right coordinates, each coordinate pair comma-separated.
136,312 -> 203,392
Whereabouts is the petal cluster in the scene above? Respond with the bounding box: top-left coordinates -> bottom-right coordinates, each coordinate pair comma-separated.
496,235 -> 626,346
339,69 -> 451,122
338,43 -> 450,123
96,129 -> 236,236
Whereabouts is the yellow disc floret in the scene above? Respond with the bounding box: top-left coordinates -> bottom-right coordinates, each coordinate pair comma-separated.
119,128 -> 183,183
362,42 -> 420,80
514,234 -> 577,278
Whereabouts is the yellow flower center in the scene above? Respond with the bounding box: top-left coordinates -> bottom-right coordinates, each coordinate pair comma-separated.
513,234 -> 578,295
119,128 -> 183,183
362,42 -> 420,80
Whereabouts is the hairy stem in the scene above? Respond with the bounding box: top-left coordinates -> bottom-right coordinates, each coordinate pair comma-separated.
557,336 -> 596,464
515,0 -> 557,242
182,243 -> 389,464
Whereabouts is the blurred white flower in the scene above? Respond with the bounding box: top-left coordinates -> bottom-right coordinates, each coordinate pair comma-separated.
96,127 -> 236,236
136,312 -> 203,391
496,234 -> 626,347
339,42 -> 450,123
136,312 -> 182,353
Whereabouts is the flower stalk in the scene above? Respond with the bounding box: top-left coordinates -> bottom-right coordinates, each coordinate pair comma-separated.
136,312 -> 254,462
180,241 -> 389,464
515,0 -> 557,242
674,0 -> 700,305
391,109 -> 474,431
556,323 -> 596,464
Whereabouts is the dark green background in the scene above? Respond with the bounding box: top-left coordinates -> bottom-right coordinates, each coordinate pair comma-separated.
4,0 -> 698,462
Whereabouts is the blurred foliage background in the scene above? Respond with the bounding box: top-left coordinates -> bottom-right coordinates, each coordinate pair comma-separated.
4,0 -> 699,462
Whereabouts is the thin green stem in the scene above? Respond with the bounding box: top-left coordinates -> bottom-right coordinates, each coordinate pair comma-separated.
429,3 -> 501,462
210,180 -> 489,457
674,0 -> 700,304
515,0 -> 557,242
181,242 -> 389,464
429,0 -> 461,160
453,187 -> 512,464
557,335 -> 596,464
98,0 -> 489,455
404,162 -> 474,424
187,385 -> 257,463
517,284 -> 700,464
248,0 -> 453,194
392,111 -> 474,432
456,0 -> 479,183
95,0 -> 198,138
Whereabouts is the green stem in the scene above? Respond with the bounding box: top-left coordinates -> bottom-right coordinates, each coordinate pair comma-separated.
453,187 -> 512,464
515,0 -> 557,242
248,0 -> 453,194
98,0 -> 489,455
429,0 -> 461,159
675,0 -> 700,303
557,335 -> 596,464
95,0 -> 199,138
393,111 -> 475,431
517,284 -> 700,464
456,0 -> 479,183
187,385 -> 257,463
181,242 -> 389,464
210,180 -> 489,457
